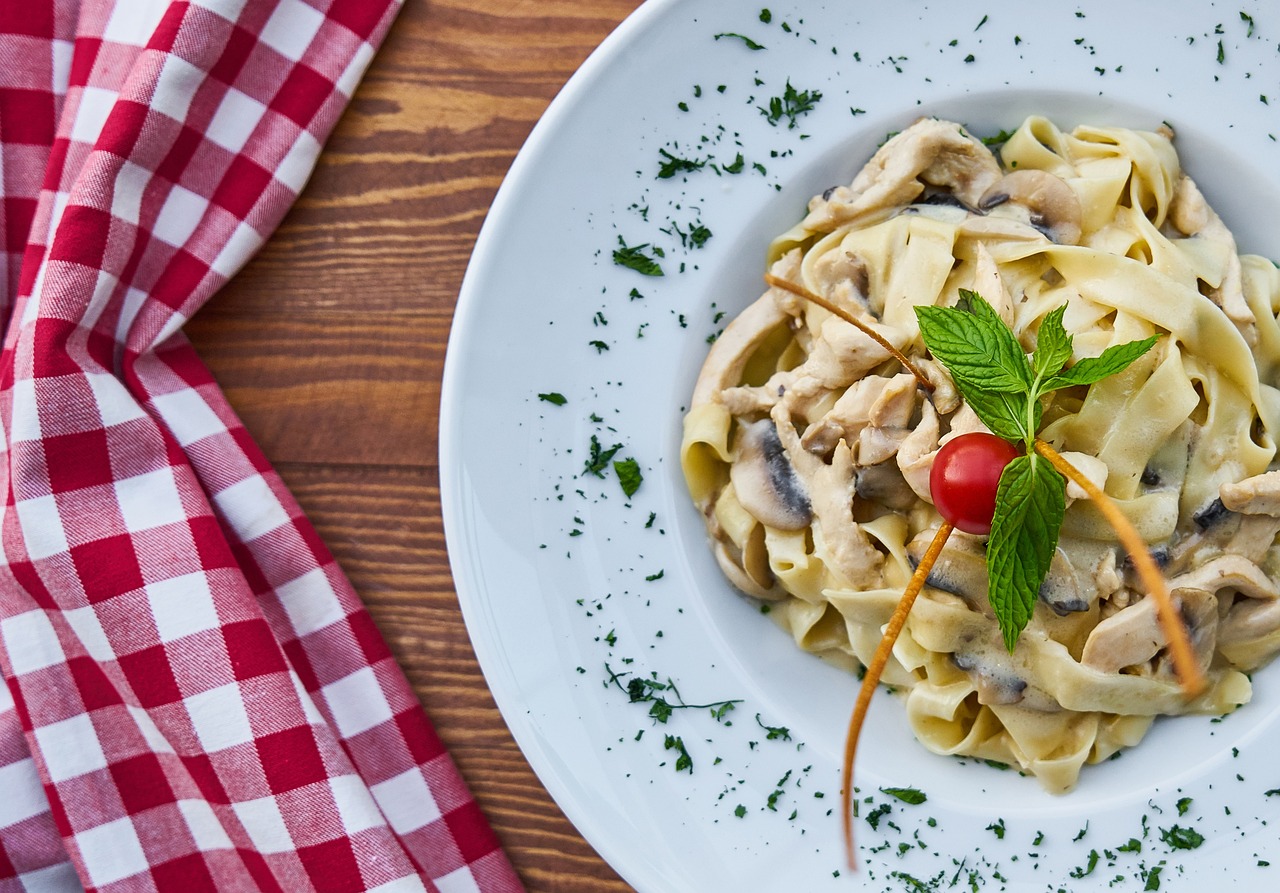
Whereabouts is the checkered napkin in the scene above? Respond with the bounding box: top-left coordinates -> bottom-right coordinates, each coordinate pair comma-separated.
0,2 -> 524,891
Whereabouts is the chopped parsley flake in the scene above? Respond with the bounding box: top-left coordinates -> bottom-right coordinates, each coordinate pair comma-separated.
880,787 -> 927,805
657,148 -> 706,179
614,457 -> 643,497
1070,849 -> 1100,878
537,392 -> 567,405
865,802 -> 892,830
755,714 -> 791,740
759,79 -> 822,129
612,237 -> 665,276
714,32 -> 766,51
1176,796 -> 1193,816
663,734 -> 693,772
582,435 -> 623,477
1159,825 -> 1204,850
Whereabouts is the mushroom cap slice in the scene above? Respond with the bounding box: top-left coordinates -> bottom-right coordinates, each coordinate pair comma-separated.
979,169 -> 1084,245
729,419 -> 813,531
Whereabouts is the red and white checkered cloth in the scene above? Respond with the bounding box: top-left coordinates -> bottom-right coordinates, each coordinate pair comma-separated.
0,2 -> 524,890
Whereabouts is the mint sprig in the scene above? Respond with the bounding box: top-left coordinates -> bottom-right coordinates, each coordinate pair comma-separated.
915,291 -> 1159,649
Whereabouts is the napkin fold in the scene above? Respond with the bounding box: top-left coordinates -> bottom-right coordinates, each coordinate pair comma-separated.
0,2 -> 522,890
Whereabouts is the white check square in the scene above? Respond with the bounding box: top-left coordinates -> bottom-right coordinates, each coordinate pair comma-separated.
212,475 -> 290,542
211,220 -> 264,278
323,667 -> 393,739
150,52 -> 205,123
75,817 -> 148,886
207,88 -> 267,154
146,571 -> 220,642
114,467 -> 186,533
435,867 -> 483,893
9,377 -> 41,443
370,767 -> 441,835
33,714 -> 107,782
69,86 -> 116,146
231,796 -> 293,854
86,371 -> 149,428
0,758 -> 51,828
275,130 -> 322,193
111,160 -> 151,226
330,773 -> 386,836
101,0 -> 169,45
259,0 -> 326,61
185,682 -> 254,752
153,183 -> 209,249
150,388 -> 225,448
2,609 -> 66,675
278,567 -> 342,637
14,494 -> 70,561
178,799 -> 233,852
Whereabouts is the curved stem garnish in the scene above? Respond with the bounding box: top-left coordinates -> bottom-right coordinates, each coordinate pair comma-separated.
842,520 -> 954,871
763,273 -> 935,393
1034,439 -> 1207,698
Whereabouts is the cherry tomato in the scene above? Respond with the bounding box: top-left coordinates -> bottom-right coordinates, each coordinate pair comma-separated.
929,432 -> 1019,535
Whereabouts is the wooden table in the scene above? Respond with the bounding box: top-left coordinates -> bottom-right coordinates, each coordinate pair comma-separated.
185,2 -> 642,890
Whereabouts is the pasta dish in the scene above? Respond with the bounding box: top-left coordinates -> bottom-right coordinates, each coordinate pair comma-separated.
680,115 -> 1280,792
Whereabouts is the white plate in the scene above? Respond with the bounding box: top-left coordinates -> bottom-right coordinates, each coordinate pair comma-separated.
441,2 -> 1280,890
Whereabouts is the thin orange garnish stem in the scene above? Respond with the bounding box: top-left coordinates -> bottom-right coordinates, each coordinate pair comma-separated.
763,273 -> 935,393
1034,439 -> 1207,698
842,520 -> 954,871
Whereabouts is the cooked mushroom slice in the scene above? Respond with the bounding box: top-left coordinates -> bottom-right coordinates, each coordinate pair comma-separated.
978,169 -> 1083,245
1039,548 -> 1089,616
713,539 -> 782,601
952,651 -> 1028,705
1220,470 -> 1280,517
729,419 -> 812,530
1192,497 -> 1233,530
908,530 -> 990,607
855,461 -> 917,511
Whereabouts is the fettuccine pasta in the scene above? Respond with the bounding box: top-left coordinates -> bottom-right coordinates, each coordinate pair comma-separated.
682,116 -> 1280,792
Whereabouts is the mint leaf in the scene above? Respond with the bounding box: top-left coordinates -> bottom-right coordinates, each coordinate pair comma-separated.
986,455 -> 1066,650
1032,304 -> 1074,380
916,295 -> 1032,394
614,458 -> 643,497
954,387 -> 1031,443
1043,335 -> 1159,390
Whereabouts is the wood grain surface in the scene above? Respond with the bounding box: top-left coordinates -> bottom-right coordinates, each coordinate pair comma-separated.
185,1 -> 643,890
